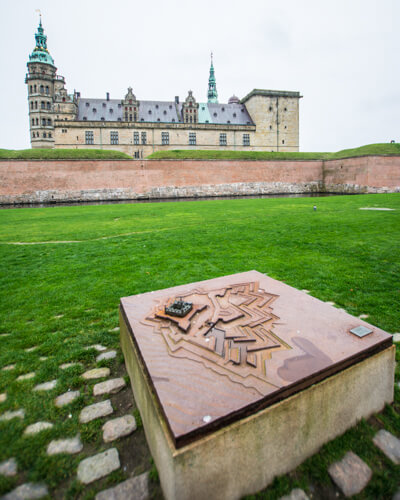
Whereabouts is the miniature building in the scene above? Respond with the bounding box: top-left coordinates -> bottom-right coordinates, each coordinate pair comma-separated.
26,19 -> 302,157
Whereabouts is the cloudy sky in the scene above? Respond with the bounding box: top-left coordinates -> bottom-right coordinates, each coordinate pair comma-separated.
1,0 -> 398,152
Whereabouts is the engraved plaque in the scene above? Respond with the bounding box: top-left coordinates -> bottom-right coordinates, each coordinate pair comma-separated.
120,271 -> 392,448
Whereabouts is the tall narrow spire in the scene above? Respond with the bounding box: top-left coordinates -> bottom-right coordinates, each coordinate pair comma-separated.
207,52 -> 218,103
29,15 -> 54,65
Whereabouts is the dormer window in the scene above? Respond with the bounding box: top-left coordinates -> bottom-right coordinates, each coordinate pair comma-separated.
101,117 -> 105,121
86,102 -> 90,107
169,105 -> 172,109
93,108 -> 97,113
221,107 -> 225,111
157,118 -> 160,122
109,108 -> 113,113
118,103 -> 121,108
213,112 -> 217,117
163,110 -> 167,115
83,117 -> 87,121
102,103 -> 106,107
155,104 -> 159,109
233,113 -> 236,117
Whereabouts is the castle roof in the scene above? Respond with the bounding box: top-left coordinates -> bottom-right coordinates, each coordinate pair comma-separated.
77,98 -> 254,125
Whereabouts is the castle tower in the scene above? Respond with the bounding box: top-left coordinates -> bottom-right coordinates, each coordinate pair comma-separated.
25,17 -> 56,148
207,53 -> 218,103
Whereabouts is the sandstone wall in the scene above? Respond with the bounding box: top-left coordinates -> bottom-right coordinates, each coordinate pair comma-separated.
0,156 -> 399,204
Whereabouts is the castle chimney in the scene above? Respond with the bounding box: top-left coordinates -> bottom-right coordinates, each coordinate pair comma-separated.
106,92 -> 110,101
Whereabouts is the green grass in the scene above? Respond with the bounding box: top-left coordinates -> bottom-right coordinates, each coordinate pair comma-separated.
0,148 -> 131,160
148,142 -> 400,160
0,193 -> 399,498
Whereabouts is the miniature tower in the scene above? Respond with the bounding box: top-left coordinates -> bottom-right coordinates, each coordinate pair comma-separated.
207,53 -> 218,103
25,16 -> 56,148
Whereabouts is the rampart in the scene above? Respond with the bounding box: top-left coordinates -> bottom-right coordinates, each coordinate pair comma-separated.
0,156 -> 399,204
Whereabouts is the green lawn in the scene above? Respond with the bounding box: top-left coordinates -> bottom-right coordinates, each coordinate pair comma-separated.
0,148 -> 131,160
148,142 -> 400,160
0,193 -> 399,499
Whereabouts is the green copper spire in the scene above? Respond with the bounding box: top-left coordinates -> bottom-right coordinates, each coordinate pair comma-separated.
207,52 -> 218,103
29,16 -> 55,66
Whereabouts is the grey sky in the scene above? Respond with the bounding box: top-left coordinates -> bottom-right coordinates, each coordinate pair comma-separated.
1,0 -> 399,151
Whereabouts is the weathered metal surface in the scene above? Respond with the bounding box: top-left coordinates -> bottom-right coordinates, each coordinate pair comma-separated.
350,325 -> 373,338
120,271 -> 392,448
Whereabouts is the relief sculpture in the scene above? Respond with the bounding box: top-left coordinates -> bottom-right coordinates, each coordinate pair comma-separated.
143,281 -> 291,393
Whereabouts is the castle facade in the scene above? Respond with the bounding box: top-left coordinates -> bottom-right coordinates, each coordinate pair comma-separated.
26,20 -> 301,157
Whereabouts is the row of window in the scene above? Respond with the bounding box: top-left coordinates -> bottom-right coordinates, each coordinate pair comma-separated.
85,131 -> 251,146
31,118 -> 52,127
32,131 -> 52,138
30,101 -> 51,111
29,84 -> 50,95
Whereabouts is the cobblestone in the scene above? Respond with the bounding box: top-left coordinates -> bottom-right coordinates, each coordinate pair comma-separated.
95,472 -> 149,500
328,451 -> 372,497
55,390 -> 80,408
82,367 -> 110,380
1,482 -> 48,499
79,399 -> 113,423
102,415 -> 137,442
24,422 -> 53,435
77,448 -> 120,484
47,435 -> 83,455
373,429 -> 400,464
33,379 -> 57,391
93,378 -> 126,396
0,409 -> 25,421
0,458 -> 17,477
96,350 -> 117,362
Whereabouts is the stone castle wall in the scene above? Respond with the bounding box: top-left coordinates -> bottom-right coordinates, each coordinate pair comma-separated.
0,156 -> 399,204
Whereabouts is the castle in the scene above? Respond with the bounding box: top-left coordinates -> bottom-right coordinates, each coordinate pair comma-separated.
26,19 -> 301,158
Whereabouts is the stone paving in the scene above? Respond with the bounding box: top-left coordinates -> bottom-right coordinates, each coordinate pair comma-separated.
1,482 -> 49,500
97,350 -> 117,362
82,367 -> 110,380
373,429 -> 400,464
93,377 -> 126,396
77,448 -> 120,484
328,451 -> 372,497
0,392 -> 6,403
47,435 -> 83,455
95,472 -> 149,500
33,379 -> 57,391
0,458 -> 17,477
79,399 -> 114,423
16,372 -> 35,381
102,415 -> 137,442
54,389 -> 80,407
0,409 -> 25,421
24,422 -> 53,435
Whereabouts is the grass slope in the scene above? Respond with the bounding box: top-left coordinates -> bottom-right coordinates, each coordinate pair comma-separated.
0,193 -> 399,498
0,148 -> 131,160
148,142 -> 400,160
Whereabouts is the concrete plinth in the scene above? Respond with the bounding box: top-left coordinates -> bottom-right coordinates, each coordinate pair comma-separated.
120,271 -> 394,500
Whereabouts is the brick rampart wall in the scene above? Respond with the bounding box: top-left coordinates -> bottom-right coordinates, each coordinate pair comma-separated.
0,156 -> 399,204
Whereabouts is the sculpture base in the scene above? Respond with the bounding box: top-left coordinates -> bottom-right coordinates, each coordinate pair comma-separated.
120,312 -> 394,500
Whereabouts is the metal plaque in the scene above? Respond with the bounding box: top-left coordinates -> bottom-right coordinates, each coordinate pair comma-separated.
350,325 -> 373,338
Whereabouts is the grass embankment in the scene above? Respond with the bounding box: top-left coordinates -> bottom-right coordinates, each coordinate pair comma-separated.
0,194 -> 399,499
148,142 -> 400,160
0,148 -> 131,160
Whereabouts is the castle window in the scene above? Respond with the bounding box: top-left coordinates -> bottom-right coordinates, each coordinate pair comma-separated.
110,131 -> 119,144
42,118 -> 46,126
45,86 -> 49,94
34,85 -> 37,92
134,113 -> 137,121
35,101 -> 38,109
141,132 -> 147,144
219,133 -> 227,146
155,104 -> 159,109
221,107 -> 225,112
85,131 -> 94,144
169,105 -> 172,109
213,112 -> 217,117
163,110 -> 167,115
162,132 -> 169,145
83,117 -> 87,121
148,110 -> 152,115
86,102 -> 90,107
134,132 -> 139,145
243,134 -> 250,146
40,85 -> 44,93
48,132 -> 52,138
282,139 -> 285,144
93,108 -> 97,113
62,97 -> 65,102
102,103 -> 106,107
41,101 -> 45,109
29,85 -> 32,93
189,116 -> 192,123
125,112 -> 128,120
269,106 -> 272,111
118,103 -> 121,108
109,108 -> 113,113
101,117 -> 105,121
233,113 -> 236,118
36,118 -> 38,125
47,102 -> 51,110
284,125 -> 287,129
43,132 -> 47,138
47,119 -> 51,126
129,114 -> 132,121
30,102 -> 33,109
134,151 -> 140,159
31,118 -> 34,126
284,107 -> 287,112
189,132 -> 196,145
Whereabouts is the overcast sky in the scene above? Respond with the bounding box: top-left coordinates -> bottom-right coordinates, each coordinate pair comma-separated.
1,0 -> 398,152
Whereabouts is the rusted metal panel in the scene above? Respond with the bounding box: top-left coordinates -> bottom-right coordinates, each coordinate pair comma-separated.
120,271 -> 392,448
